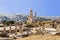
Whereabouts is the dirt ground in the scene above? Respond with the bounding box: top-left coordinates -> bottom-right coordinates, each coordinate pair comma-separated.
16,35 -> 60,40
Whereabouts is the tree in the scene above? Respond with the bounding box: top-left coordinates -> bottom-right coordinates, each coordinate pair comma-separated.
6,21 -> 15,26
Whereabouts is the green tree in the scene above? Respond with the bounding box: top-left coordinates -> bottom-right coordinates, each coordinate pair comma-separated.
6,21 -> 15,26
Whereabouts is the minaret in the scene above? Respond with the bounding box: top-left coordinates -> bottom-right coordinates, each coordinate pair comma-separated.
35,12 -> 36,18
27,10 -> 33,23
30,10 -> 33,19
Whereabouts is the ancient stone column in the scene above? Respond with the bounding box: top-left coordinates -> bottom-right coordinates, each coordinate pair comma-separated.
41,23 -> 45,35
39,25 -> 41,32
26,27 -> 29,34
54,22 -> 57,28
56,24 -> 60,32
19,25 -> 23,33
42,24 -> 45,31
15,23 -> 17,35
3,23 -> 6,33
9,23 -> 11,34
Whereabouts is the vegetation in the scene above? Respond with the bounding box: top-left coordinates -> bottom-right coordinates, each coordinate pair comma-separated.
3,21 -> 15,26
6,21 -> 15,25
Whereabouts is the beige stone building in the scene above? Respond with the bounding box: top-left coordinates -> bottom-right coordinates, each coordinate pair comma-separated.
27,10 -> 33,23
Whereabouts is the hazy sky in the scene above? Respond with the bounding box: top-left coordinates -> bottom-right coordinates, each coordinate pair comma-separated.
0,0 -> 60,16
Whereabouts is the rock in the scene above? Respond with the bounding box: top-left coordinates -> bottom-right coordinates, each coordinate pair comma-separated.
55,32 -> 60,36
21,34 -> 29,38
0,32 -> 9,37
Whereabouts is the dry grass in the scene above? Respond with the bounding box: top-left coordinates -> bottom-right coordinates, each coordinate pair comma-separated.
16,35 -> 60,40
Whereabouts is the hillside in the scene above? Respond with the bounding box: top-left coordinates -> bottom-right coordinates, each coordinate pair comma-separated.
16,35 -> 60,40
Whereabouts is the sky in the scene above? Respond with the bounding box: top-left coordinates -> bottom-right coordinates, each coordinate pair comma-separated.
0,0 -> 60,16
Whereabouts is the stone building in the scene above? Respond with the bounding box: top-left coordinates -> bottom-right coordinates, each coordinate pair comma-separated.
27,10 -> 37,23
27,10 -> 33,23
